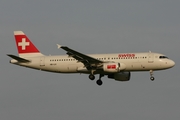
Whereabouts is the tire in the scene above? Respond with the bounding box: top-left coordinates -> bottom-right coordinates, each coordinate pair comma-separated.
89,74 -> 95,80
96,80 -> 103,86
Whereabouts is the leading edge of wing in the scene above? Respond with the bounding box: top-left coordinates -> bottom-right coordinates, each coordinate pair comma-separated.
56,44 -> 103,64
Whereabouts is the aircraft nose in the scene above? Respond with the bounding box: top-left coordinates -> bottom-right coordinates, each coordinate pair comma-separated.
169,60 -> 175,67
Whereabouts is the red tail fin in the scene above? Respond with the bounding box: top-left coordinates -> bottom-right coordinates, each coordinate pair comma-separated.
14,31 -> 43,57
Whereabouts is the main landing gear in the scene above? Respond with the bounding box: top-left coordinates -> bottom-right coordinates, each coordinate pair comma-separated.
89,74 -> 95,80
89,70 -> 96,80
150,70 -> 155,81
96,74 -> 104,86
88,74 -> 104,86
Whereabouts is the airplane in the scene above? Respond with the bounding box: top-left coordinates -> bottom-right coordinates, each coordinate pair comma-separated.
7,31 -> 175,86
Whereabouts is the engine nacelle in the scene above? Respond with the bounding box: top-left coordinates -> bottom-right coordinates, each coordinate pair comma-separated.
103,63 -> 120,73
103,63 -> 126,73
108,72 -> 131,81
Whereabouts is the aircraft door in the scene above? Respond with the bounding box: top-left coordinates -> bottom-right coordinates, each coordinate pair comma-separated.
148,52 -> 154,63
40,57 -> 45,66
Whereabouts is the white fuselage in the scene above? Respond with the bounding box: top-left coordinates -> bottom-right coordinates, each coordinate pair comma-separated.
11,52 -> 175,74
9,31 -> 175,85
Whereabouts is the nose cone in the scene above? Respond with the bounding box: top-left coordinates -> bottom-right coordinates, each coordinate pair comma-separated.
169,60 -> 175,67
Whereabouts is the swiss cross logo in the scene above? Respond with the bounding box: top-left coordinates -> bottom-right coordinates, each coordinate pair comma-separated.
18,38 -> 30,50
107,65 -> 116,69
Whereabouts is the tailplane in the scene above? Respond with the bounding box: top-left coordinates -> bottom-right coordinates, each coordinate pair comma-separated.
14,31 -> 44,57
7,54 -> 30,63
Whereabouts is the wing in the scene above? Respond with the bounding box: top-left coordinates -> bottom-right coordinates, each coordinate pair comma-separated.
57,44 -> 103,69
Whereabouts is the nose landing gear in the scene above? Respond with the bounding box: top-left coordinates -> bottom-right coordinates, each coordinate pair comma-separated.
150,70 -> 155,81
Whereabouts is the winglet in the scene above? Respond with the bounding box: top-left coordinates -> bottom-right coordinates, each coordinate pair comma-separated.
57,44 -> 61,49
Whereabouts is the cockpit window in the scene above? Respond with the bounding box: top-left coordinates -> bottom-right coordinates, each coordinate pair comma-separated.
159,56 -> 168,59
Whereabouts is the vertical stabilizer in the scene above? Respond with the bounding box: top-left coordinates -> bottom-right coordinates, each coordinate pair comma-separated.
14,31 -> 44,57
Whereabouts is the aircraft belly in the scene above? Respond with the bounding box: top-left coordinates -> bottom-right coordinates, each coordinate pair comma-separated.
67,64 -> 78,72
125,62 -> 154,71
128,62 -> 142,70
125,61 -> 164,71
46,63 -> 79,73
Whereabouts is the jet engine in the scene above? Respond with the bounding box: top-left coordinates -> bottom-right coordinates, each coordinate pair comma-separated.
103,63 -> 126,73
108,72 -> 131,81
103,63 -> 120,73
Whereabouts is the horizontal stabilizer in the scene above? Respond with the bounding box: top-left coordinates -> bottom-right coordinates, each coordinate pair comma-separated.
7,54 -> 30,63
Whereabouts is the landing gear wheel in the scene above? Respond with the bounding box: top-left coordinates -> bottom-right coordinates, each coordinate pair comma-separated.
150,77 -> 155,81
96,80 -> 103,86
89,74 -> 95,80
149,70 -> 155,81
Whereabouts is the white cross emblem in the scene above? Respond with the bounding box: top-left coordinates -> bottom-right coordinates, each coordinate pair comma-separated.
18,38 -> 30,50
